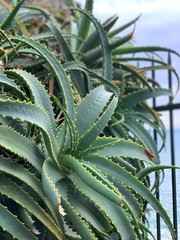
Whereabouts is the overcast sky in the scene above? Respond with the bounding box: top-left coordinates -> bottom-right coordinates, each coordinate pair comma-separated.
78,0 -> 180,50
77,0 -> 180,77
77,0 -> 180,128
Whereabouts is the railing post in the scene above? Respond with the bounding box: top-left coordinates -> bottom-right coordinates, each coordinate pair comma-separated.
168,52 -> 178,240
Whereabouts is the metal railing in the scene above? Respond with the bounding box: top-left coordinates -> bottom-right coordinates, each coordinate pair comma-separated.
152,53 -> 179,240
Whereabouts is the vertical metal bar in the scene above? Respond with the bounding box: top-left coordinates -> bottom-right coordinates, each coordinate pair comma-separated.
168,53 -> 178,240
152,63 -> 161,240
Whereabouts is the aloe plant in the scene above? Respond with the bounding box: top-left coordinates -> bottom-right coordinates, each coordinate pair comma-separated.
0,59 -> 175,240
0,0 -> 179,239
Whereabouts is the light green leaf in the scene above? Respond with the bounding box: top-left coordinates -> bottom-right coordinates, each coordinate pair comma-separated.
79,32 -> 133,67
76,0 -> 94,49
77,95 -> 117,151
86,156 -> 175,239
51,94 -> 78,153
0,0 -> 26,30
0,101 -> 58,163
11,36 -> 75,122
64,61 -> 119,96
74,8 -> 112,80
0,155 -> 45,200
112,46 -> 180,58
0,125 -> 43,172
62,155 -> 121,205
120,88 -> 172,108
47,18 -> 87,96
0,204 -> 37,240
67,190 -> 113,235
0,176 -> 64,240
62,198 -> 98,240
80,137 -> 151,163
69,172 -> 136,239
137,165 -> 180,180
42,158 -> 65,216
78,14 -> 119,53
0,73 -> 25,99
122,117 -> 159,163
108,14 -> 141,38
75,86 -> 113,137
6,69 -> 56,133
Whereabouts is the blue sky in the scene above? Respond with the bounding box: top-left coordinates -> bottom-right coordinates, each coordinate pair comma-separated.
78,0 -> 180,128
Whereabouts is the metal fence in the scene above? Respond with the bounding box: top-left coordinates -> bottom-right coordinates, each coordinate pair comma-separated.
152,53 -> 180,240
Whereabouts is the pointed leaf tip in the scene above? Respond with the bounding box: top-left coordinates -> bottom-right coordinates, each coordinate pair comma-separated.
59,205 -> 66,217
144,147 -> 154,161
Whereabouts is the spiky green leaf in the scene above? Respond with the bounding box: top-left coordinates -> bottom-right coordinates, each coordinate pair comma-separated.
0,125 -> 43,172
11,36 -> 75,122
86,156 -> 175,239
0,176 -> 64,240
6,69 -> 56,133
0,101 -> 58,162
0,204 -> 37,240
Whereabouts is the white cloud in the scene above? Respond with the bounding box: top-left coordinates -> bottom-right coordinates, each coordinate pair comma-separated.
92,0 -> 180,14
78,0 -> 180,24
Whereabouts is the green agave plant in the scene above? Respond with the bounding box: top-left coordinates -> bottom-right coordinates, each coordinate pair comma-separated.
0,0 -> 179,239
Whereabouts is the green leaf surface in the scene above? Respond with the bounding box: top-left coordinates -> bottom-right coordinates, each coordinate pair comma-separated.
0,100 -> 58,162
0,176 -> 64,240
47,18 -> 87,96
121,88 -> 172,108
0,73 -> 25,99
67,190 -> 113,235
137,165 -> 180,180
51,94 -> 78,153
110,179 -> 142,219
80,137 -> 151,163
42,158 -> 65,216
0,155 -> 45,199
74,8 -> 112,80
0,115 -> 27,135
79,31 -> 133,67
19,208 -> 40,236
124,111 -> 166,142
78,14 -> 119,53
6,69 -> 56,133
62,198 -> 98,240
112,46 -> 180,58
75,86 -> 113,137
109,31 -> 134,50
86,156 -> 175,239
0,0 -> 26,30
62,155 -> 121,205
0,125 -> 43,172
76,0 -> 93,49
0,204 -> 37,240
108,14 -> 141,38
122,117 -> 159,163
69,172 -> 136,240
64,61 -> 119,96
11,36 -> 75,122
119,63 -> 152,90
56,124 -> 68,158
77,95 -> 118,151
136,221 -> 156,240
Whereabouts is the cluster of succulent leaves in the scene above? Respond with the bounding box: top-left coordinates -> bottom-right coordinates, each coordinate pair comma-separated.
0,0 -> 179,239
